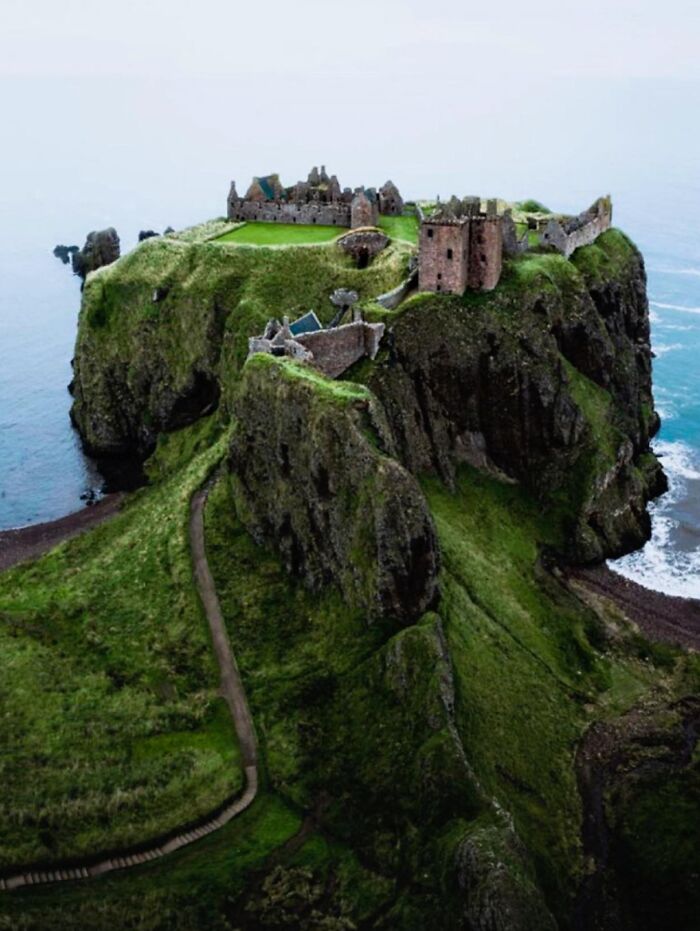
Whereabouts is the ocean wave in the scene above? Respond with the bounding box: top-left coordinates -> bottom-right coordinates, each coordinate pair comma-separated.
655,322 -> 696,332
653,343 -> 683,356
650,267 -> 700,278
613,440 -> 700,598
650,300 -> 700,315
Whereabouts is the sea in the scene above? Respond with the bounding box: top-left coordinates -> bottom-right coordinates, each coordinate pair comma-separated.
0,77 -> 698,599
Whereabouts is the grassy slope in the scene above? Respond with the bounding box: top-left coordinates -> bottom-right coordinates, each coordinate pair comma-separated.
215,222 -> 345,245
78,233 -> 413,420
0,425 -> 243,867
202,467 -> 691,924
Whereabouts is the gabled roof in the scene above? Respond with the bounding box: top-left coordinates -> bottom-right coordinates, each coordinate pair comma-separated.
289,311 -> 323,336
255,175 -> 284,201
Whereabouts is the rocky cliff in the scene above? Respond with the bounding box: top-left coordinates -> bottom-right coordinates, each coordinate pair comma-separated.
364,230 -> 665,563
230,355 -> 440,626
70,232 -> 412,469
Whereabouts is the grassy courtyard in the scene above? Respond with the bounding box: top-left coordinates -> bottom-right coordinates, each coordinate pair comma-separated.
216,222 -> 344,245
378,213 -> 419,243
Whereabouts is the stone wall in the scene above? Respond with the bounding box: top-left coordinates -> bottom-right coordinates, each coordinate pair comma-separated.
539,197 -> 612,258
502,212 -> 529,257
418,222 -> 469,294
351,193 -> 379,229
337,229 -> 389,265
376,269 -> 418,310
229,199 -> 352,227
295,320 -> 385,378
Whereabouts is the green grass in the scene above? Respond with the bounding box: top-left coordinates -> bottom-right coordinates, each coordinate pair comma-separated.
423,465 -> 672,913
0,794 -> 303,930
0,435 -> 243,867
248,353 -> 372,404
215,222 -> 344,245
378,213 -> 419,244
75,234 -> 412,430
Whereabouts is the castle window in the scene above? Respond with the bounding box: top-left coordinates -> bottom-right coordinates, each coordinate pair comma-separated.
427,228 -> 434,238
437,273 -> 442,280
437,284 -> 442,292
447,248 -> 453,260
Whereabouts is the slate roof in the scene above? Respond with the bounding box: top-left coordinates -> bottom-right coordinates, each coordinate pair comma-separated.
289,311 -> 323,336
255,175 -> 281,201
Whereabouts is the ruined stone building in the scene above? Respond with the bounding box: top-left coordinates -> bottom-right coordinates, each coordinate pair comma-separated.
418,195 -> 612,296
378,180 -> 404,216
538,196 -> 612,257
249,307 -> 384,379
227,166 -> 384,229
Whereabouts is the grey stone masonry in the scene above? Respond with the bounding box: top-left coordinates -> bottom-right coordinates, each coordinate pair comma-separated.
248,310 -> 385,379
538,196 -> 612,257
227,167 -> 394,230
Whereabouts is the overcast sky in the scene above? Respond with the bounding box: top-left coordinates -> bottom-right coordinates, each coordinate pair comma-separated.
1,0 -> 698,245
2,0 -> 700,80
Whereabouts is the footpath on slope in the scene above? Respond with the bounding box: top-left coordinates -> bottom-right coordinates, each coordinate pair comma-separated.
0,475 -> 258,892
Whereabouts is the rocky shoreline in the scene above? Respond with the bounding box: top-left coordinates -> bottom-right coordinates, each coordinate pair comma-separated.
571,563 -> 699,651
0,494 -> 124,572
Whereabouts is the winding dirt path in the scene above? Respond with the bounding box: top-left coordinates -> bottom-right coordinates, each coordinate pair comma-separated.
0,476 -> 258,892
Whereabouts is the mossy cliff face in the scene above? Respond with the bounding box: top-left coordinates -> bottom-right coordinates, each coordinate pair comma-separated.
364,231 -> 664,562
230,355 -> 440,625
70,232 -> 412,466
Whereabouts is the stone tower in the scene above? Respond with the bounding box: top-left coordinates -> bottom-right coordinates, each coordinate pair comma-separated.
418,218 -> 470,293
467,215 -> 503,290
419,197 -> 503,294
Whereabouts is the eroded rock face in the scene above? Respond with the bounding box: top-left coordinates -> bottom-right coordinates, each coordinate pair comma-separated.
365,235 -> 664,562
230,356 -> 440,626
72,228 -> 120,283
575,698 -> 700,931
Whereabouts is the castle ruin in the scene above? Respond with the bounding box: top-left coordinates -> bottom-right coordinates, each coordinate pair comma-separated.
249,305 -> 384,380
418,195 -> 612,294
227,166 -> 396,229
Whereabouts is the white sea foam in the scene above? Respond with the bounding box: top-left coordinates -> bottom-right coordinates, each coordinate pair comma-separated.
656,323 -> 695,332
651,300 -> 700,315
653,343 -> 683,356
613,440 -> 700,599
650,267 -> 700,278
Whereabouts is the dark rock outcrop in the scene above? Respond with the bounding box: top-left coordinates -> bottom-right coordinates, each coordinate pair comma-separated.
230,355 -> 440,626
53,244 -> 79,265
575,697 -> 700,931
138,229 -> 159,242
365,233 -> 664,562
72,228 -> 120,283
